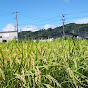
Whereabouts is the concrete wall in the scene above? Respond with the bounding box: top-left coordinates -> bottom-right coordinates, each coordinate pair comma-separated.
0,31 -> 18,42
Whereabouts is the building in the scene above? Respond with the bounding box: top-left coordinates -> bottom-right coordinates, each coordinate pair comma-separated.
51,32 -> 78,39
77,33 -> 88,39
0,31 -> 18,42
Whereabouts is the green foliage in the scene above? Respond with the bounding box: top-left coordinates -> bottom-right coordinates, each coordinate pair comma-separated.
18,23 -> 88,40
0,38 -> 88,88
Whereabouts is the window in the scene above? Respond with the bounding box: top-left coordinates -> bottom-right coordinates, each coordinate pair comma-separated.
2,40 -> 7,42
0,36 -> 2,38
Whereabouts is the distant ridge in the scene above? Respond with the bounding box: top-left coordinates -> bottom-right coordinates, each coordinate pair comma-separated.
18,23 -> 88,39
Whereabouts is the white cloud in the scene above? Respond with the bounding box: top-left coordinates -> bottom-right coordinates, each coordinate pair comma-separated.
2,24 -> 61,32
64,0 -> 70,3
71,18 -> 88,24
2,24 -> 39,32
21,26 -> 38,32
2,24 -> 16,32
43,24 -> 56,29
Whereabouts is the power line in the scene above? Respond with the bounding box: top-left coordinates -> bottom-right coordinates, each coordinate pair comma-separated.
19,19 -> 61,26
33,16 -> 59,23
18,15 -> 59,25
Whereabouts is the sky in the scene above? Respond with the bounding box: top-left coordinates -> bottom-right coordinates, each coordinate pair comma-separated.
0,0 -> 88,32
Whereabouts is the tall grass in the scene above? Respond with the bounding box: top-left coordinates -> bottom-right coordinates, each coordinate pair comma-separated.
0,38 -> 88,88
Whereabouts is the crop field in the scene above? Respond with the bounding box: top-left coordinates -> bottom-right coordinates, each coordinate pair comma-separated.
0,38 -> 88,88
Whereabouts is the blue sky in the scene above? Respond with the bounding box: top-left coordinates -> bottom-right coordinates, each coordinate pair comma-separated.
0,0 -> 88,32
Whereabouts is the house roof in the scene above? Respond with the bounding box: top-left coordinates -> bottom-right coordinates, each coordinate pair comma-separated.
51,32 -> 78,39
77,33 -> 88,39
0,31 -> 17,33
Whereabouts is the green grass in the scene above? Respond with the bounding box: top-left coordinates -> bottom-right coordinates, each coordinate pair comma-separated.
0,38 -> 88,88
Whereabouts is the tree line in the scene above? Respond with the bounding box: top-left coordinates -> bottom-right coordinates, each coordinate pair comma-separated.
18,23 -> 88,40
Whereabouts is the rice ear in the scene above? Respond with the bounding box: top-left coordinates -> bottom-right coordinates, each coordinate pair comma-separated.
0,68 -> 5,80
14,73 -> 26,85
44,75 -> 61,88
43,83 -> 54,88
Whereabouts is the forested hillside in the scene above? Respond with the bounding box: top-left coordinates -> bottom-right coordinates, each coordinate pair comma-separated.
18,23 -> 88,39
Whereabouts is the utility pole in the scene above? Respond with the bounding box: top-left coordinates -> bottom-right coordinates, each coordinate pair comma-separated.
61,14 -> 65,39
20,28 -> 22,40
13,11 -> 18,41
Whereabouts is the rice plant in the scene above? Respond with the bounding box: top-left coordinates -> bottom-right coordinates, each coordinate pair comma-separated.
0,38 -> 88,88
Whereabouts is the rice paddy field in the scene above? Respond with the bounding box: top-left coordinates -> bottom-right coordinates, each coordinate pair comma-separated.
0,38 -> 88,88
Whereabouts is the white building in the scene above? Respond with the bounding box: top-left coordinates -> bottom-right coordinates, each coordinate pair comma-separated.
0,31 -> 18,42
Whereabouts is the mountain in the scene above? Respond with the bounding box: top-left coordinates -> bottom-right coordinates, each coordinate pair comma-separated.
18,23 -> 88,40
